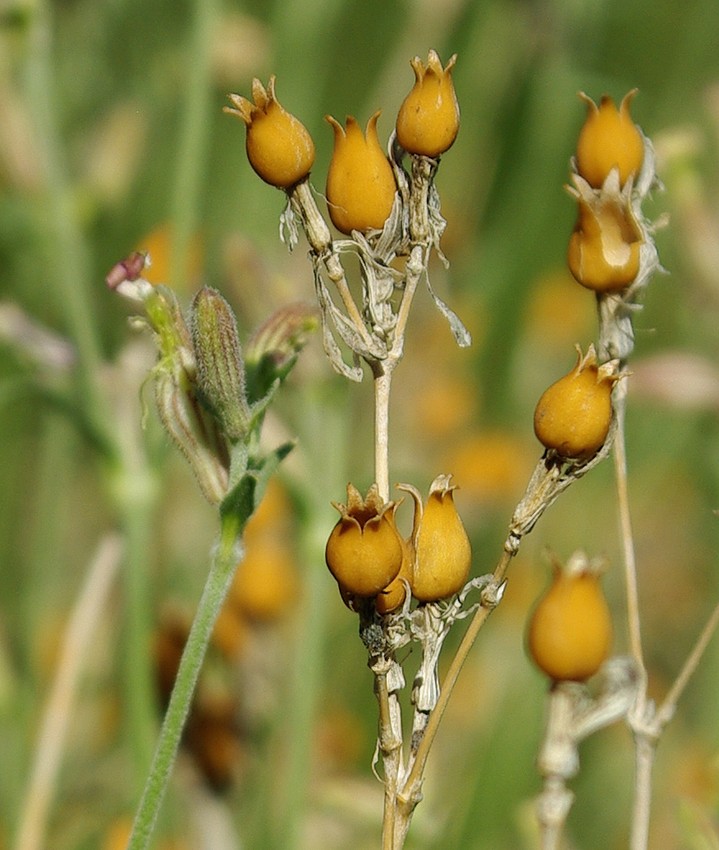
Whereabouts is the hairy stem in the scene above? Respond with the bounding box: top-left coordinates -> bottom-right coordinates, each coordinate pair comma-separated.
127,516 -> 242,850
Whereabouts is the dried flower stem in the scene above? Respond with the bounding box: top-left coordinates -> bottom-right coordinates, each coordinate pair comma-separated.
629,597 -> 719,850
15,535 -> 123,850
373,369 -> 393,502
611,379 -> 645,672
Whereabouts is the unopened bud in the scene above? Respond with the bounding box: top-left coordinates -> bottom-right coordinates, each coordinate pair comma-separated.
190,287 -> 251,443
154,367 -> 229,504
245,301 -> 318,401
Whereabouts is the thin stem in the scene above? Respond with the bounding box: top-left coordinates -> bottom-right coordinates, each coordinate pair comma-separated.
629,733 -> 656,850
374,370 -> 392,500
612,380 -> 645,673
657,598 -> 719,728
629,597 -> 719,850
289,182 -> 379,357
14,535 -> 123,850
376,670 -> 398,850
127,517 -> 242,850
399,549 -> 513,805
391,245 -> 423,355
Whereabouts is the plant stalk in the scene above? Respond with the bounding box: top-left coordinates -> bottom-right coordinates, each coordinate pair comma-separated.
127,516 -> 242,850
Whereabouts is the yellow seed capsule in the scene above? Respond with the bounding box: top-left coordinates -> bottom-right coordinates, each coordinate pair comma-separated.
401,474 -> 471,603
225,76 -> 315,189
533,345 -> 619,459
375,535 -> 414,615
325,112 -> 397,234
567,193 -> 642,292
325,483 -> 404,598
527,552 -> 613,682
396,49 -> 460,157
575,90 -> 644,188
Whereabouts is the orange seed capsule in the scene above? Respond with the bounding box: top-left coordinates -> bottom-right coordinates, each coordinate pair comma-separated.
401,474 -> 471,603
225,76 -> 315,189
396,49 -> 460,157
527,551 -> 613,682
325,112 -> 397,234
325,483 -> 404,598
375,535 -> 414,615
533,345 -> 619,459
567,191 -> 642,292
575,90 -> 644,189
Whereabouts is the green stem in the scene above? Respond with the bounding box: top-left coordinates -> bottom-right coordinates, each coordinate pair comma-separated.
128,515 -> 242,850
170,0 -> 218,291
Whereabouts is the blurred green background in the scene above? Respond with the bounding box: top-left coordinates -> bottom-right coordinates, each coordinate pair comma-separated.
3,0 -> 719,848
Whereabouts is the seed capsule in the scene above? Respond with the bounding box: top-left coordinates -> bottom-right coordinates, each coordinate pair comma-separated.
567,191 -> 642,292
225,76 -> 315,189
325,112 -> 397,234
375,535 -> 414,614
325,483 -> 404,598
395,50 -> 460,157
575,90 -> 644,189
401,474 -> 471,603
534,345 -> 619,459
527,552 -> 613,682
